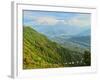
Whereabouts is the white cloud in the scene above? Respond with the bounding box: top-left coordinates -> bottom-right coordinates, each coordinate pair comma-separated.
33,14 -> 90,27
24,12 -> 91,27
65,14 -> 91,27
34,16 -> 69,26
34,16 -> 59,25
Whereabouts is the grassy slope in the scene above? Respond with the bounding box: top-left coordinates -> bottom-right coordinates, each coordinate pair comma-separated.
23,26 -> 90,69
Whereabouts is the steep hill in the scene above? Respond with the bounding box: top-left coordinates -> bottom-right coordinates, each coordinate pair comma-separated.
23,26 -> 90,69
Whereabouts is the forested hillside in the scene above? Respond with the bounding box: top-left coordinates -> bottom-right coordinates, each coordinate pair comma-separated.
23,26 -> 91,69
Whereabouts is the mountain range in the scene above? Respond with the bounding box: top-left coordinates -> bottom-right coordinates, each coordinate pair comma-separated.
23,26 -> 91,69
32,24 -> 90,37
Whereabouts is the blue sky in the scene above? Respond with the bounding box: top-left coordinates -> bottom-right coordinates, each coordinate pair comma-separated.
23,10 -> 91,28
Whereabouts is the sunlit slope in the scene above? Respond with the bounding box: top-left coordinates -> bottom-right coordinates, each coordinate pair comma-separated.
23,26 -> 90,69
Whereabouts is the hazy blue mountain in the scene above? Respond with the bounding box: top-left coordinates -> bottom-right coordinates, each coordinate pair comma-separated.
68,36 -> 90,47
32,24 -> 89,38
30,24 -> 91,53
49,28 -> 91,52
77,29 -> 91,36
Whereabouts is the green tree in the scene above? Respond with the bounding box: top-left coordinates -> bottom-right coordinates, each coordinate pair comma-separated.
83,51 -> 91,66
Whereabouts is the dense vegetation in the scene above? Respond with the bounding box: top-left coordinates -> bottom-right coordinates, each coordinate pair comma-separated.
23,26 -> 91,69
